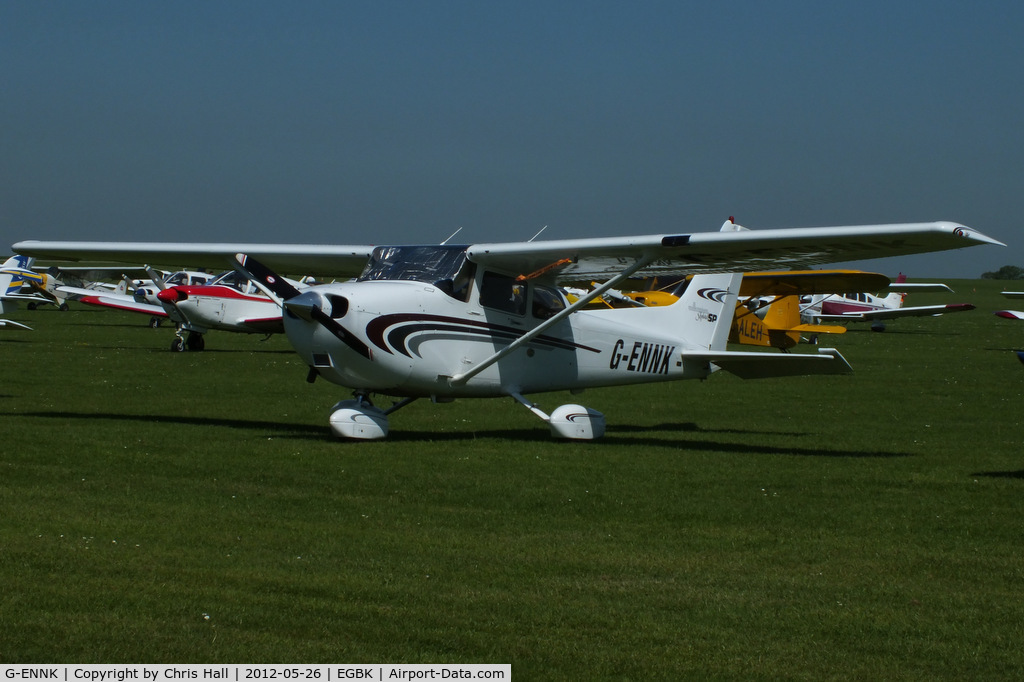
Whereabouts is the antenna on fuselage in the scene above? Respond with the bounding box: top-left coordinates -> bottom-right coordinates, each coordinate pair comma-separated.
440,227 -> 463,245
528,225 -> 548,242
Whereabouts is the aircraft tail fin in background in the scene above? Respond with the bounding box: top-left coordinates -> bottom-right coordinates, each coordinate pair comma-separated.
2,255 -> 35,296
2,255 -> 33,270
761,294 -> 800,332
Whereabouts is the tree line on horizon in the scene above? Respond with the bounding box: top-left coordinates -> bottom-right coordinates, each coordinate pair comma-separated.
981,265 -> 1024,280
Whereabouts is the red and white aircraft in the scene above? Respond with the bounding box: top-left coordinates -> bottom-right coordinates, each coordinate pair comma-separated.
995,291 -> 1024,320
993,292 -> 1024,364
152,269 -> 304,351
61,269 -> 307,351
799,274 -> 976,332
14,219 -> 1003,439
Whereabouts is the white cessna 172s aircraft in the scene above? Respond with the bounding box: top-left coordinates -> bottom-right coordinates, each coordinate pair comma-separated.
13,219 -> 1003,439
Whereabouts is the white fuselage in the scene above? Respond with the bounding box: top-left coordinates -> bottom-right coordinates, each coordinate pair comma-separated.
286,278 -> 714,399
801,291 -> 903,322
158,283 -> 283,334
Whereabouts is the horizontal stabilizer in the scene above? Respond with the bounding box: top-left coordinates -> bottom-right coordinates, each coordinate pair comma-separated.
790,323 -> 847,335
685,347 -> 852,379
1,292 -> 50,304
740,270 -> 890,296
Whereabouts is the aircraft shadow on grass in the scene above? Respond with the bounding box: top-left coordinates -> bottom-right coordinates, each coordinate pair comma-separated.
971,470 -> 1024,480
23,411 -> 912,457
24,411 -> 326,440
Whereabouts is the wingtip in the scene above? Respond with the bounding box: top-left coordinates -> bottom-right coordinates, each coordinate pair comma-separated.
949,224 -> 1005,247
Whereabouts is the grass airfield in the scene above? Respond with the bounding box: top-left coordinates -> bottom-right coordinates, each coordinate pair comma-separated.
1,279 -> 1022,678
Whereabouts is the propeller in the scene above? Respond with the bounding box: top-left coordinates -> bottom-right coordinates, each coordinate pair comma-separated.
233,253 -> 372,360
234,253 -> 302,299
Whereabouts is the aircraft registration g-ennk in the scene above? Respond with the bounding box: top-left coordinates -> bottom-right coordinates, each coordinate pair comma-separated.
14,219 -> 1003,439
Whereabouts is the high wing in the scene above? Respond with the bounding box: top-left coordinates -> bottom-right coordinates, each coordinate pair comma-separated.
817,302 -> 976,322
466,220 -> 1002,280
14,220 -> 1001,280
12,242 -> 376,278
35,265 -> 152,277
737,270 -> 891,297
1001,291 -> 1024,299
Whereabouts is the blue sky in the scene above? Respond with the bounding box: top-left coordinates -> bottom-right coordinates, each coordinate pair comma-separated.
2,1 -> 1020,277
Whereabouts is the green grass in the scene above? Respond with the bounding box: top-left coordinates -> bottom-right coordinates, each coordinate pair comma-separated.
2,279 -> 1023,678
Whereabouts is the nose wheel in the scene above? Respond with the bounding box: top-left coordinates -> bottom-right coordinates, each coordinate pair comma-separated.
171,329 -> 206,352
327,394 -> 420,440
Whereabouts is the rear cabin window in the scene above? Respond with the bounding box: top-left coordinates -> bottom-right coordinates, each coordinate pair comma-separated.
532,285 -> 566,319
479,271 -> 526,316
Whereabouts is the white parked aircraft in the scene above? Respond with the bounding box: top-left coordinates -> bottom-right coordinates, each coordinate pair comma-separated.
13,218 -> 1003,439
996,290 -> 1024,317
994,292 -> 1024,364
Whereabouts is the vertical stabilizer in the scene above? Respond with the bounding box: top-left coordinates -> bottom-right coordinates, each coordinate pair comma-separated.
667,218 -> 745,350
673,271 -> 742,350
1,255 -> 34,297
762,294 -> 801,331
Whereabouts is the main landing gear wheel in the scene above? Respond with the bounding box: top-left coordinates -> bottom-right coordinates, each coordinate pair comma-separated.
510,393 -> 606,439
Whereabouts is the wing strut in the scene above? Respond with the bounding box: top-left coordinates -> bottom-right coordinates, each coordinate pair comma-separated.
447,255 -> 655,386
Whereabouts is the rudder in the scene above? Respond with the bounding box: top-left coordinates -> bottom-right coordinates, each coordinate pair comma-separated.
671,271 -> 743,350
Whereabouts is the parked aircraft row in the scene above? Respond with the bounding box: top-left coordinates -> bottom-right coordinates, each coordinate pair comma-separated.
11,218 -> 1004,439
577,269 -> 977,344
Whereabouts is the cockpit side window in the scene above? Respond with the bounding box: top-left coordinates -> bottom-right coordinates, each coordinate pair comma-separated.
479,271 -> 526,316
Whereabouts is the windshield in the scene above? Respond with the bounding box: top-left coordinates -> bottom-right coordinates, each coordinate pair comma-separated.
359,245 -> 469,284
209,270 -> 259,294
